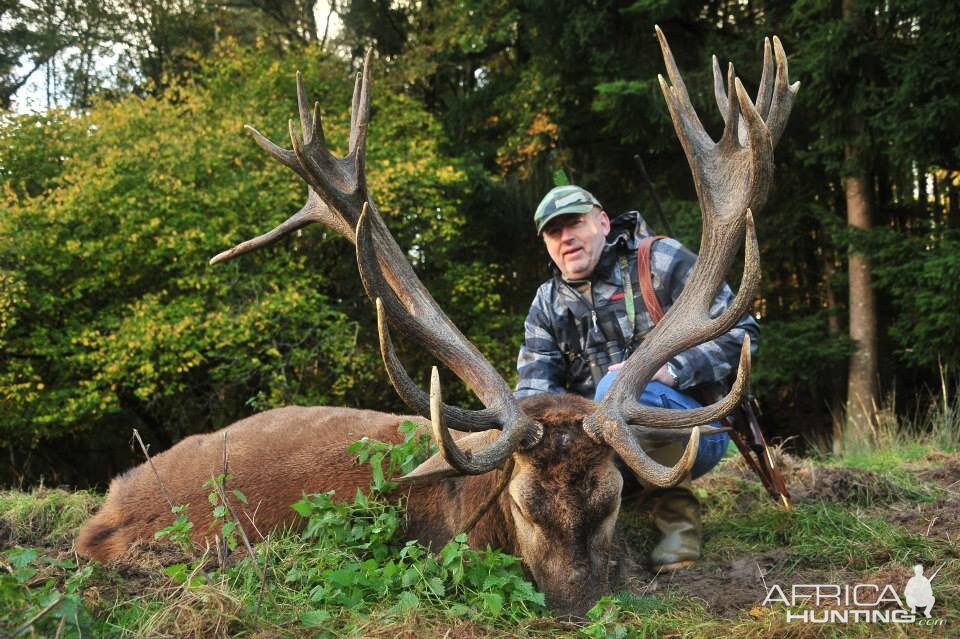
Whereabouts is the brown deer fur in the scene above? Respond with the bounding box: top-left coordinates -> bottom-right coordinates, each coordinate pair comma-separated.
76,395 -> 627,614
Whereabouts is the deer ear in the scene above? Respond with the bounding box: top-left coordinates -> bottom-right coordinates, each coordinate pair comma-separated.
396,431 -> 500,483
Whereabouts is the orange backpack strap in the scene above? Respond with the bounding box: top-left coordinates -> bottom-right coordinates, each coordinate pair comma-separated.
637,235 -> 667,324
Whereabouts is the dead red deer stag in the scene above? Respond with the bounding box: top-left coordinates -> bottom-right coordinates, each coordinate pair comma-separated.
76,28 -> 797,615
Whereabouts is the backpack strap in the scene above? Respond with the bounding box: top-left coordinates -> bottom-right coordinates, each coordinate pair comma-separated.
637,235 -> 667,324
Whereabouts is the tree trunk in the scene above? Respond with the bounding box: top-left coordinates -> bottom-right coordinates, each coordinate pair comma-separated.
823,250 -> 844,454
844,142 -> 878,448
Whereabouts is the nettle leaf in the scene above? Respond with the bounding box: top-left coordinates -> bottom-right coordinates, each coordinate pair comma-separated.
6,547 -> 38,569
300,609 -> 331,627
398,590 -> 419,612
401,567 -> 420,588
427,577 -> 445,596
479,592 -> 503,616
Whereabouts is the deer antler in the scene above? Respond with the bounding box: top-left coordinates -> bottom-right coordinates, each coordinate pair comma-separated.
210,52 -> 541,474
582,27 -> 798,487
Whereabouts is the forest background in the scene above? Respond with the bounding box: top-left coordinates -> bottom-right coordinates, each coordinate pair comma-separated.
1,0 -> 958,487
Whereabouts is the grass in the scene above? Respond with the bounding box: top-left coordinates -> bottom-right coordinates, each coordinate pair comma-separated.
2,418 -> 959,638
0,486 -> 102,545
706,499 -> 935,569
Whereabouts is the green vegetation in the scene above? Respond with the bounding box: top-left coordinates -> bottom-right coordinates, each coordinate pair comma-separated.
2,426 -> 958,637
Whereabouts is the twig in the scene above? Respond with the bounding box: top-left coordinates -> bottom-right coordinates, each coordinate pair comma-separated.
928,561 -> 947,582
132,429 -> 175,511
458,458 -> 514,537
209,473 -> 264,583
218,432 -> 230,565
53,613 -> 66,639
638,567 -> 664,597
221,431 -> 229,480
756,560 -> 769,595
11,593 -> 62,637
254,532 -> 272,620
214,534 -> 226,569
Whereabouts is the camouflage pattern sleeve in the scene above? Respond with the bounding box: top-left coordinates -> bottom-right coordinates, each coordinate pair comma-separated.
515,282 -> 568,398
651,238 -> 760,390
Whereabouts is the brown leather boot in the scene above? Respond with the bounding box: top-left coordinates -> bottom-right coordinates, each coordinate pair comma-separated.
650,487 -> 701,570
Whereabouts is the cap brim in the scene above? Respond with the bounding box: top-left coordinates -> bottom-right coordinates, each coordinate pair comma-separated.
536,203 -> 596,234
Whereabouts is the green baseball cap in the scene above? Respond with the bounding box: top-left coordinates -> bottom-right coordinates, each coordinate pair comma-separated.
534,185 -> 602,234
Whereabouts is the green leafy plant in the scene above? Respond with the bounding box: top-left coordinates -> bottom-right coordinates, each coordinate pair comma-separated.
153,504 -> 195,554
203,473 -> 248,552
279,424 -> 545,627
0,547 -> 96,638
346,419 -> 437,493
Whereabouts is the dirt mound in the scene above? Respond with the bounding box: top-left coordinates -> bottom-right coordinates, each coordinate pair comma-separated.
918,456 -> 960,490
887,498 -> 960,541
789,466 -> 924,506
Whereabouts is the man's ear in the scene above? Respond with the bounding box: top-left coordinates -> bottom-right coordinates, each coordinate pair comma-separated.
598,208 -> 611,233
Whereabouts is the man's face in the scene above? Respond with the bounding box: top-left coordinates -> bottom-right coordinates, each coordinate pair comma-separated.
542,207 -> 611,280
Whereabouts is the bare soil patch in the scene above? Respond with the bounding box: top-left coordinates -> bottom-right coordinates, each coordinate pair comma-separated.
626,550 -> 855,618
886,497 -> 960,542
918,455 -> 960,491
790,465 -> 920,506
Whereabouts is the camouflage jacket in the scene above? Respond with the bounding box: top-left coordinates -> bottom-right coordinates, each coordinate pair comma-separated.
515,211 -> 760,399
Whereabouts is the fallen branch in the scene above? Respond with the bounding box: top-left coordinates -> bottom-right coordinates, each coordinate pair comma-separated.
132,429 -> 175,511
11,593 -> 62,637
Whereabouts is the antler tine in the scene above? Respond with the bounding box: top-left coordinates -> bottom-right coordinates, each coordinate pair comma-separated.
756,38 -> 774,119
654,25 -> 712,150
716,61 -> 741,148
736,83 -> 775,210
625,335 -> 752,426
605,422 -> 701,488
429,367 -> 525,475
296,72 -> 311,142
766,36 -> 800,147
209,188 -> 351,265
349,51 -> 372,154
296,71 -> 327,148
357,206 -> 540,456
246,124 -> 306,181
584,29 -> 795,487
375,298 -> 502,431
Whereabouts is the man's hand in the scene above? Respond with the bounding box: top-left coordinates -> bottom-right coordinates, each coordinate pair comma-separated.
609,362 -> 676,387
652,363 -> 677,387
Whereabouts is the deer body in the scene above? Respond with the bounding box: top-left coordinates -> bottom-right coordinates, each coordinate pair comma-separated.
77,396 -> 623,613
76,406 -> 423,562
